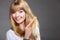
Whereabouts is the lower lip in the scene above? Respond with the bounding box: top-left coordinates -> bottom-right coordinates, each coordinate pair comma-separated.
16,17 -> 21,21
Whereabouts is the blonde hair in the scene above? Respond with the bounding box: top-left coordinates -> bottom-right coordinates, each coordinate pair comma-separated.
9,0 -> 40,40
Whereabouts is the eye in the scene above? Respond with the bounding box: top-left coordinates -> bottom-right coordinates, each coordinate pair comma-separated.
19,10 -> 23,13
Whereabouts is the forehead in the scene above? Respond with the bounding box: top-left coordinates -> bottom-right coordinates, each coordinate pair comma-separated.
11,5 -> 26,13
12,6 -> 21,11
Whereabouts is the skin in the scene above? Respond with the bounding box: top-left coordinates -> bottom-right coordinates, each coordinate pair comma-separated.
12,9 -> 25,24
12,9 -> 32,39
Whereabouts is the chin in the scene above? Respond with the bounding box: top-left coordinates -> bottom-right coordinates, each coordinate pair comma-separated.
15,18 -> 25,24
16,20 -> 24,24
16,21 -> 22,24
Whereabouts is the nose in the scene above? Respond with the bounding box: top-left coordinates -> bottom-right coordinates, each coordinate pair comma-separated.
15,12 -> 19,17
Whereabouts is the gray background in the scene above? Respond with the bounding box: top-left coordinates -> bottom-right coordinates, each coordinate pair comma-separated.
0,0 -> 60,40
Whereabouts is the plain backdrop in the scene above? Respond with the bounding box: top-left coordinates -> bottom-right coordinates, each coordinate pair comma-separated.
0,0 -> 60,40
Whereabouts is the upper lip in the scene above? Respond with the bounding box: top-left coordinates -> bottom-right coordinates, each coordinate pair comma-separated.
15,16 -> 21,21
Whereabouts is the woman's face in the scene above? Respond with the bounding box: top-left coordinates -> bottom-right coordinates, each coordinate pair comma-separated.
12,9 -> 25,24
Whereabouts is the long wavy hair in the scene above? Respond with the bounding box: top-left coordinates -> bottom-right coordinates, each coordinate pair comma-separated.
9,0 -> 40,40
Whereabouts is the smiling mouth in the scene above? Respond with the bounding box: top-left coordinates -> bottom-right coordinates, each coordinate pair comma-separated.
16,17 -> 21,21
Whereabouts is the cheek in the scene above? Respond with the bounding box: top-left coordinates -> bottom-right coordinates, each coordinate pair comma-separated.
21,13 -> 25,18
12,14 -> 15,19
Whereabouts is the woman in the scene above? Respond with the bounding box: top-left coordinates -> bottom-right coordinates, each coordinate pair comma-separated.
6,0 -> 41,40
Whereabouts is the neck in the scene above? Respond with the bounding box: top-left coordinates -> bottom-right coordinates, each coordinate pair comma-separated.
16,21 -> 25,37
19,21 -> 25,32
